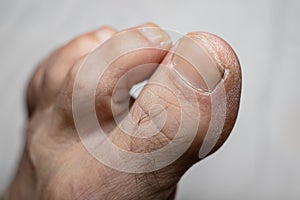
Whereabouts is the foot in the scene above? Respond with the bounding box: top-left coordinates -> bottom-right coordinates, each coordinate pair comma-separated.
3,23 -> 241,200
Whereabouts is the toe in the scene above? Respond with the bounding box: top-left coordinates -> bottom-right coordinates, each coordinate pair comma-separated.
57,23 -> 172,123
26,26 -> 116,115
108,31 -> 241,173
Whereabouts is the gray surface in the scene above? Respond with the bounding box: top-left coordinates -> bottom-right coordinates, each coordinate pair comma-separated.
0,0 -> 300,199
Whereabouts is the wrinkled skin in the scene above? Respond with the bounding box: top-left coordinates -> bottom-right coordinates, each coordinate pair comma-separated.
3,23 -> 241,200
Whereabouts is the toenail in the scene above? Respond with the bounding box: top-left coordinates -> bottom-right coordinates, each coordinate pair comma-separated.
170,33 -> 224,93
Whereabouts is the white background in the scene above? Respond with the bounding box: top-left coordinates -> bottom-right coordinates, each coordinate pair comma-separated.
0,0 -> 300,199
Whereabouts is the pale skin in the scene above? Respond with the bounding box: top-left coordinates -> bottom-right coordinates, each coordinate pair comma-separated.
3,23 -> 241,200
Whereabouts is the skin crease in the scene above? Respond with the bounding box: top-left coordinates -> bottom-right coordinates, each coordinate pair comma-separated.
3,23 -> 241,200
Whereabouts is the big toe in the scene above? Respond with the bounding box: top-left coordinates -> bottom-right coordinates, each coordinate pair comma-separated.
110,31 -> 241,173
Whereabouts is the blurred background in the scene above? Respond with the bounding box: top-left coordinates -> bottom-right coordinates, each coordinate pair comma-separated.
0,0 -> 299,199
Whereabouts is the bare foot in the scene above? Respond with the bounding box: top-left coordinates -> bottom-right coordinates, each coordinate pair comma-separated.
3,23 -> 241,200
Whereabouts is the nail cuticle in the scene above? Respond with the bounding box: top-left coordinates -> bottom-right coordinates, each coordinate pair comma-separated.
170,63 -> 224,94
